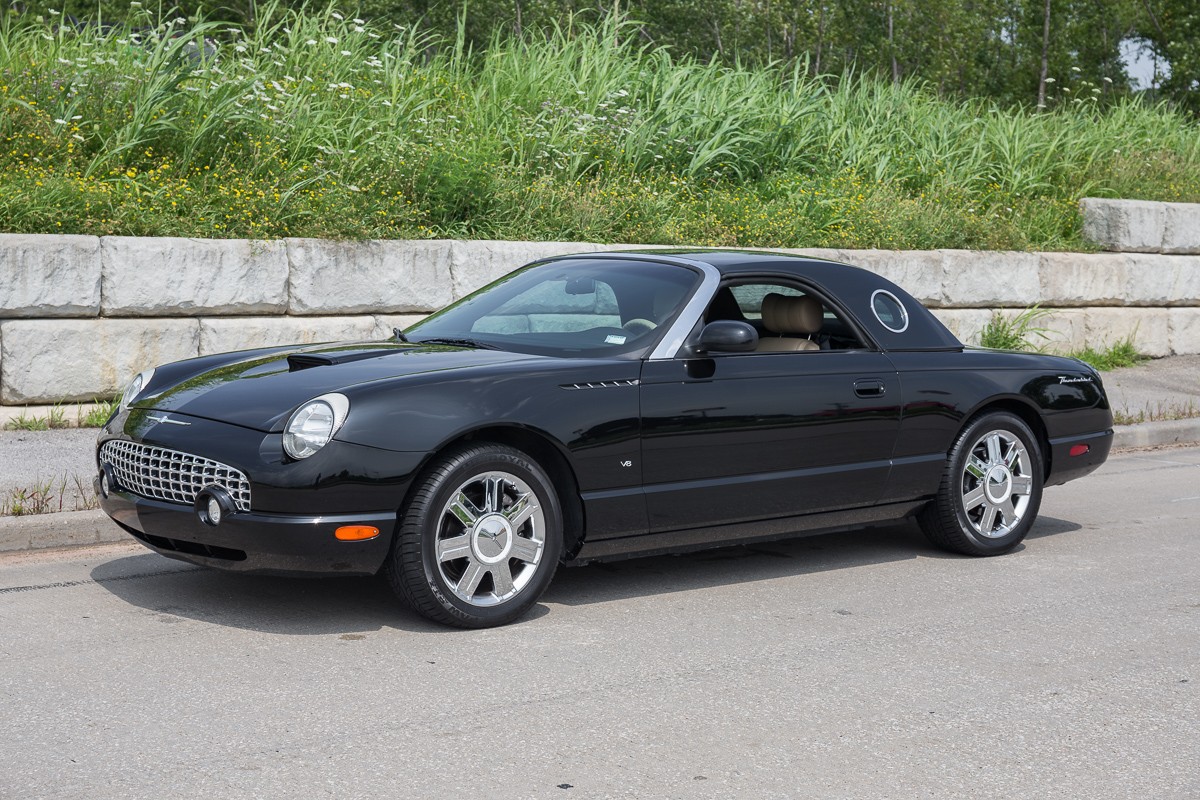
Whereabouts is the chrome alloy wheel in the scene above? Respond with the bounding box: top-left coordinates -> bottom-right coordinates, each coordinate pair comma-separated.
960,429 -> 1035,538
435,470 -> 545,607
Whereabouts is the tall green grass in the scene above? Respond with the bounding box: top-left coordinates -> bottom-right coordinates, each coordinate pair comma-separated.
2,6 -> 1199,247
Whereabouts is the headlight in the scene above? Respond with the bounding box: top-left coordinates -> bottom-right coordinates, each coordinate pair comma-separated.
120,368 -> 155,410
283,393 -> 350,460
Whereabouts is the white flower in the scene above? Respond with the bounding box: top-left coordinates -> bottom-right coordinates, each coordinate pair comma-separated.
325,36 -> 338,44
55,118 -> 68,124
1045,77 -> 1055,83
306,39 -> 317,45
341,50 -> 352,56
332,11 -> 343,19
354,18 -> 364,24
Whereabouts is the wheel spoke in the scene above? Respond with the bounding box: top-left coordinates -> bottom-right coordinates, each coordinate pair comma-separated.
491,562 -> 515,596
966,455 -> 988,480
457,562 -> 486,597
437,534 -> 472,563
504,492 -> 539,528
962,486 -> 987,511
510,535 -> 541,563
448,492 -> 482,527
1010,475 -> 1033,496
998,498 -> 1018,526
1003,442 -> 1021,469
483,476 -> 505,513
979,504 -> 1000,534
986,434 -> 1002,465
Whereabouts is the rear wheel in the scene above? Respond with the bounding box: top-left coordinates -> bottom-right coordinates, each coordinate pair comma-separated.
918,412 -> 1043,556
386,443 -> 562,628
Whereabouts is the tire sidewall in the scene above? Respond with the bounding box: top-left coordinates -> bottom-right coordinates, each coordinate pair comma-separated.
948,412 -> 1044,553
414,446 -> 563,627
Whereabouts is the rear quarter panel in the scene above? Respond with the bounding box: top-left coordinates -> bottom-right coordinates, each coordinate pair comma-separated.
882,349 -> 1112,501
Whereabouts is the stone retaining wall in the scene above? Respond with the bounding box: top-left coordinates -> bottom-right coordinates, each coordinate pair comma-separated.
2,234 -> 1199,405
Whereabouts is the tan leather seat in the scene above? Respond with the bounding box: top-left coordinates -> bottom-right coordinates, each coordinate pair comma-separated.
756,293 -> 822,352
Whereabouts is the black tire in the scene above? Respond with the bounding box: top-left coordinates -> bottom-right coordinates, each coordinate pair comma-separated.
385,443 -> 562,628
918,411 -> 1044,556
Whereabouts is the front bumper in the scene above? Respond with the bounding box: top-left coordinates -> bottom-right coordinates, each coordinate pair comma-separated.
98,483 -> 396,576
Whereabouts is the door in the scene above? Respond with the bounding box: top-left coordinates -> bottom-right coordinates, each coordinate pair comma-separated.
638,281 -> 903,533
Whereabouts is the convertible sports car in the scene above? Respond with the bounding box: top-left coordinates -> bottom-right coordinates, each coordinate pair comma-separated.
96,250 -> 1113,627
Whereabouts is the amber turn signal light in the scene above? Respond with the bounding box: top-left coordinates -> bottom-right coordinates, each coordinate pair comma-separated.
335,525 -> 380,541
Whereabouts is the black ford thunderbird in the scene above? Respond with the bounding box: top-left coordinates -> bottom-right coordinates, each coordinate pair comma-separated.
96,250 -> 1113,627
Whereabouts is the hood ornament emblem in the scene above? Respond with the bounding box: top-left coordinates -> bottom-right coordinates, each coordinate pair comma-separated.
147,413 -> 191,426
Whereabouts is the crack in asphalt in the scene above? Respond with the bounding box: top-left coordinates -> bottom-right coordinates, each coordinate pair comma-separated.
0,566 -> 204,595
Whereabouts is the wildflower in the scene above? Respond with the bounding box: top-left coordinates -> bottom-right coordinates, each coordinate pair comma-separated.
325,36 -> 338,44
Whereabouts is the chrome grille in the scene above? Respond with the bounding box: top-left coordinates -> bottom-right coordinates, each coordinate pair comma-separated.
100,440 -> 252,512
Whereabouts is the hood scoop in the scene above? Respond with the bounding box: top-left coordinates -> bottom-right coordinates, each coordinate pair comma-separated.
287,349 -> 399,372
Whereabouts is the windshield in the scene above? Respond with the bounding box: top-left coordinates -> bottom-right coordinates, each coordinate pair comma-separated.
406,258 -> 702,357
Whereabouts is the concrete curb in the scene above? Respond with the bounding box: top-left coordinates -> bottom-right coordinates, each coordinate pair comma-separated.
2,419 -> 1198,555
0,509 -> 125,554
1112,419 -> 1200,450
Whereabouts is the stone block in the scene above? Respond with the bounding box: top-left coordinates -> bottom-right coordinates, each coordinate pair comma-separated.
1162,203 -> 1200,255
1124,254 -> 1200,306
288,239 -> 455,315
1,319 -> 199,404
929,309 -> 993,345
1168,308 -> 1200,355
199,316 -> 388,355
0,234 -> 101,317
449,240 -> 603,299
1035,309 -> 1089,354
1083,308 -> 1170,357
940,250 -> 1041,308
101,237 -> 288,316
836,250 -> 944,305
1038,252 -> 1127,307
1080,198 -> 1165,253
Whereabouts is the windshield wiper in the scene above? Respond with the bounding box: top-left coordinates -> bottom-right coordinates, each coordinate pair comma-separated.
413,337 -> 502,351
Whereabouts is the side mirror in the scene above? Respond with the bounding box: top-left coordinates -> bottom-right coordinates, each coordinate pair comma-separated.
697,320 -> 758,353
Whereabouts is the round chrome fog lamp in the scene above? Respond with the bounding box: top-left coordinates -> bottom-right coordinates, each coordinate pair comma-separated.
97,463 -> 117,499
206,496 -> 222,526
195,486 -> 237,527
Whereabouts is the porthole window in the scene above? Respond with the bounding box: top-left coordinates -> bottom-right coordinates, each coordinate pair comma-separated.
871,290 -> 909,333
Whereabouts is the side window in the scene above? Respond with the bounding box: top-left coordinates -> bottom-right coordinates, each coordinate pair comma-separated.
705,281 -> 866,352
729,284 -> 805,320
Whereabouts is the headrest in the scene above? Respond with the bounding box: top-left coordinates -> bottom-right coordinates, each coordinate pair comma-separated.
761,293 -> 822,335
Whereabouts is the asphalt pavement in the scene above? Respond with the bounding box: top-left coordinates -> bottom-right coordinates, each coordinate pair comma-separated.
1,445 -> 1197,798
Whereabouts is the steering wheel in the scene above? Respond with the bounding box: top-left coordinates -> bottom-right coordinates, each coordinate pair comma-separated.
621,318 -> 658,336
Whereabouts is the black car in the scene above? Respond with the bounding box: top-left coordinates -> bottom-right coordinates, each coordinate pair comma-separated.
96,250 -> 1113,627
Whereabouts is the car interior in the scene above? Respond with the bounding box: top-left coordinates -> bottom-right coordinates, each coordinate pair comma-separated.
705,283 -> 867,352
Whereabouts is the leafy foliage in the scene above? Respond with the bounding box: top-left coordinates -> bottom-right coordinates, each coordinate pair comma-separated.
979,306 -> 1054,351
1,8 -> 1199,246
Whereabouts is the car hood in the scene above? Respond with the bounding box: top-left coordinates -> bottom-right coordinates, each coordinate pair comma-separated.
135,341 -> 544,431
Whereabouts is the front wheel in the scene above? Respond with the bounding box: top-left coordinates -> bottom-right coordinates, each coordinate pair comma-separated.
386,444 -> 563,627
918,412 -> 1044,556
